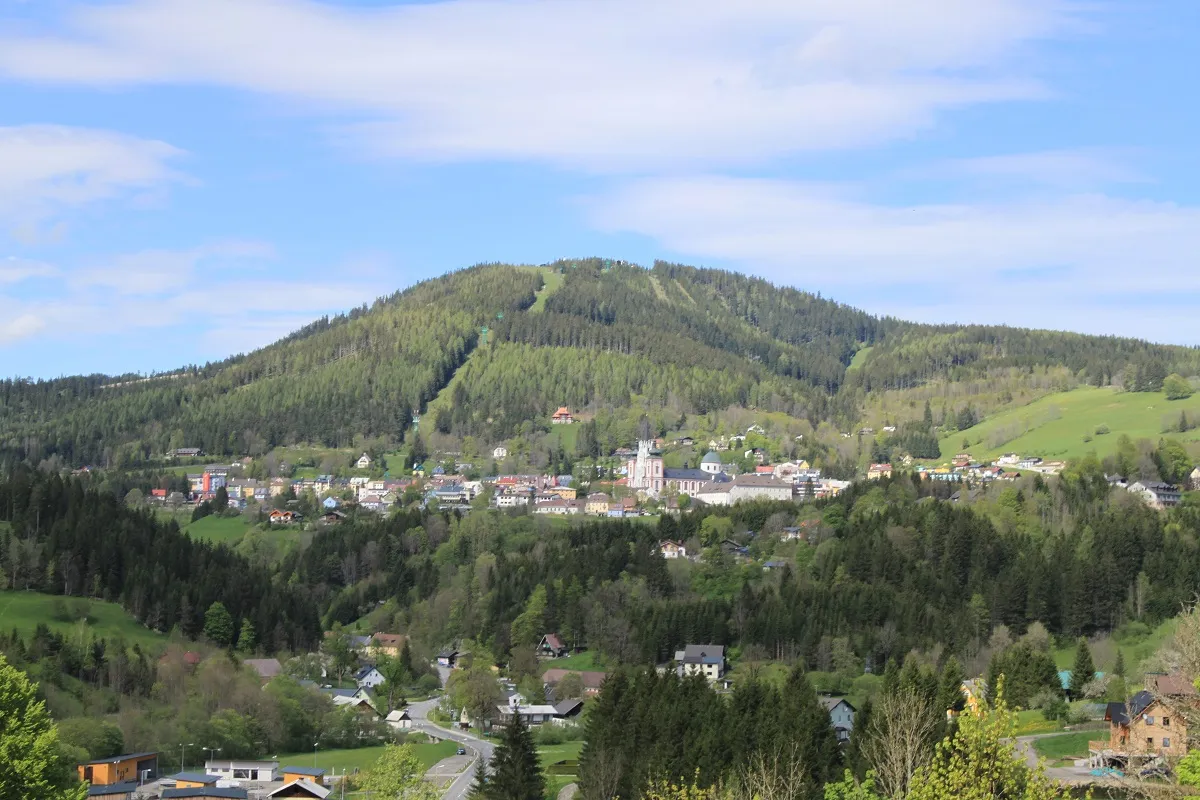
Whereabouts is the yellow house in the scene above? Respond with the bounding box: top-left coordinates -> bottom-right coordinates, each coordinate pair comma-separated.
281,766 -> 325,785
370,632 -> 406,658
79,752 -> 159,786
584,492 -> 610,515
169,772 -> 218,789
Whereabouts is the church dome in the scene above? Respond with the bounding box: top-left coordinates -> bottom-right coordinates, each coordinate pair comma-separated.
701,451 -> 722,464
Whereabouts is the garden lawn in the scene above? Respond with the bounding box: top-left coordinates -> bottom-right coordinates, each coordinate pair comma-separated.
1032,731 -> 1107,761
0,590 -> 165,649
278,740 -> 457,775
541,651 -> 605,673
538,741 -> 583,770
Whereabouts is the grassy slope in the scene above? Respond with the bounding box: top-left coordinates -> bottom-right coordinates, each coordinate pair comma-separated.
846,346 -> 874,371
0,590 -> 164,649
184,514 -> 254,545
539,651 -> 605,673
278,739 -> 457,774
940,386 -> 1200,463
526,267 -> 565,314
1051,618 -> 1177,683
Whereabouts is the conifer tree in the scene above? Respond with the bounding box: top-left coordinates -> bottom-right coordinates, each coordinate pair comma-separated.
484,713 -> 544,800
236,618 -> 257,653
1068,637 -> 1095,698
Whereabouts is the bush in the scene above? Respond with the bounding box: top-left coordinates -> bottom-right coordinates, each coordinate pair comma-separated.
1165,373 -> 1194,401
1094,424 -> 1110,436
416,673 -> 441,693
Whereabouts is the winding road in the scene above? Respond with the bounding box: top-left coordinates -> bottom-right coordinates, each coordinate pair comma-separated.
408,691 -> 495,800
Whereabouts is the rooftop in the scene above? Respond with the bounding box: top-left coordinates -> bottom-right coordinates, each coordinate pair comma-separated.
169,772 -> 217,785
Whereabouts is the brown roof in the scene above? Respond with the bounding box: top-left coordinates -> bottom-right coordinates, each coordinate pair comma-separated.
1147,672 -> 1198,696
372,633 -> 406,648
243,658 -> 283,679
542,668 -> 607,689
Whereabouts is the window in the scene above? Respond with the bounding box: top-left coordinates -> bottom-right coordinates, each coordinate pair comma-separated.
1146,715 -> 1155,725
1164,738 -> 1171,748
1164,717 -> 1171,727
234,769 -> 252,779
1147,738 -> 1155,748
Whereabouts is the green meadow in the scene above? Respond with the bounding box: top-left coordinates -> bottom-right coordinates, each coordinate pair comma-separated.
940,386 -> 1200,463
0,590 -> 165,649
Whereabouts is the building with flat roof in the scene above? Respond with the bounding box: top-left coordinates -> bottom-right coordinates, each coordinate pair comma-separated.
78,752 -> 159,786
204,759 -> 278,782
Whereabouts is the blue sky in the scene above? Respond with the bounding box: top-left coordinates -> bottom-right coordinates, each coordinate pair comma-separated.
1,0 -> 1198,378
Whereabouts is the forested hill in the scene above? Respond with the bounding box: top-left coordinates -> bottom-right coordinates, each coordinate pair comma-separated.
2,258 -> 1198,466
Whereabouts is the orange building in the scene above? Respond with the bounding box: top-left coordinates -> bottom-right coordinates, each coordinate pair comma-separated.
281,766 -> 326,784
78,752 -> 159,786
169,772 -> 219,789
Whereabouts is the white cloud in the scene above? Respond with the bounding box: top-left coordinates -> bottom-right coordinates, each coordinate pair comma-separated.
0,125 -> 183,237
0,242 -> 382,365
70,241 -> 276,295
0,256 -> 57,284
905,148 -> 1146,189
589,175 -> 1200,343
0,0 -> 1072,171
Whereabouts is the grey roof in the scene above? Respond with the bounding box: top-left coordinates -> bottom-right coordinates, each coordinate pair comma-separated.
169,772 -> 217,784
88,783 -> 139,797
354,665 -> 381,679
702,451 -> 722,464
554,698 -> 584,716
1109,690 -> 1154,725
664,468 -> 712,481
243,658 -> 283,678
162,790 -> 248,800
819,696 -> 856,712
283,766 -> 326,777
325,688 -> 363,698
732,474 -> 789,487
82,751 -> 158,765
676,644 -> 725,664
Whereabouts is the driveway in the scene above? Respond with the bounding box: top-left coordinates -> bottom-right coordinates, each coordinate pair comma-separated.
408,694 -> 496,800
1014,734 -> 1097,783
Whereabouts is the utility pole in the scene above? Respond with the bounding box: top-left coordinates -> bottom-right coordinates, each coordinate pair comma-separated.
180,742 -> 194,773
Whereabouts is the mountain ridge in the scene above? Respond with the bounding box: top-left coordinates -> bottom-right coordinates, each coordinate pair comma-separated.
2,258 -> 1197,468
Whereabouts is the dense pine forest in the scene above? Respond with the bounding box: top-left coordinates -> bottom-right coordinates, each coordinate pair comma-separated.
4,258 -> 1200,468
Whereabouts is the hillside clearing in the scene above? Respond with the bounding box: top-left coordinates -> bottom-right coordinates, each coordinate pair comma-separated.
527,267 -> 566,313
0,590 -> 164,649
1051,617 -> 1176,683
185,514 -> 254,545
941,386 -> 1200,463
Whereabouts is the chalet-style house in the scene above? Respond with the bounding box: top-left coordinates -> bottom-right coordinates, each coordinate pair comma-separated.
551,407 -> 575,424
386,709 -> 413,729
659,540 -> 688,559
1092,673 -> 1196,767
356,453 -> 373,469
542,668 -> 607,696
537,633 -> 569,659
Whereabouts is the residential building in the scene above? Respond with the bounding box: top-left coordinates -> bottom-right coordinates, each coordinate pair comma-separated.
496,693 -> 560,726
370,632 -> 406,658
693,482 -> 733,506
171,447 -> 203,458
78,752 -> 159,786
820,697 -> 857,743
356,453 -> 373,469
551,407 -> 575,424
242,658 -> 283,681
542,668 -> 607,696
538,633 -> 569,658
437,649 -> 460,668
1128,480 -> 1182,509
354,665 -> 386,689
1191,466 -> 1200,492
204,760 -> 278,782
659,540 -> 688,559
584,492 -> 611,515
867,463 -> 893,480
675,644 -> 726,683
493,445 -> 508,460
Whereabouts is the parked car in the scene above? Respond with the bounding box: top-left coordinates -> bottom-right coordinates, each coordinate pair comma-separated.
457,748 -> 466,755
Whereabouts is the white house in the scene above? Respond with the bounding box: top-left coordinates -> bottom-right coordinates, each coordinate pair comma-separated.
728,474 -> 793,504
493,446 -> 508,460
386,709 -> 412,730
1128,480 -> 1182,509
659,540 -> 688,559
205,760 -> 279,782
356,453 -> 373,470
820,697 -> 857,743
675,644 -> 726,683
354,665 -> 386,689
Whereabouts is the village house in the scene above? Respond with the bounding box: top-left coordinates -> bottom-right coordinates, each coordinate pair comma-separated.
203,760 -> 279,782
171,447 -> 203,459
543,668 -> 607,696
437,649 -> 460,668
674,644 -> 726,683
354,665 -> 386,689
386,709 -> 413,730
496,693 -> 561,727
493,445 -> 508,460
1190,466 -> 1200,491
1128,480 -> 1182,509
281,767 -> 326,786
821,697 -> 857,743
162,788 -> 247,800
659,540 -> 689,559
242,658 -> 283,681
85,783 -> 139,800
867,463 -> 893,480
267,780 -> 330,799
356,453 -> 373,469
167,773 -> 219,790
551,407 -> 575,424
370,633 -> 405,658
538,633 -> 570,659
584,492 -> 611,515
727,474 -> 793,504
1092,673 -> 1195,766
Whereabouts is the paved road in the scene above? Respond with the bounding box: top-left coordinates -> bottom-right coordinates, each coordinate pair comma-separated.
409,693 -> 495,800
1014,734 -> 1096,783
